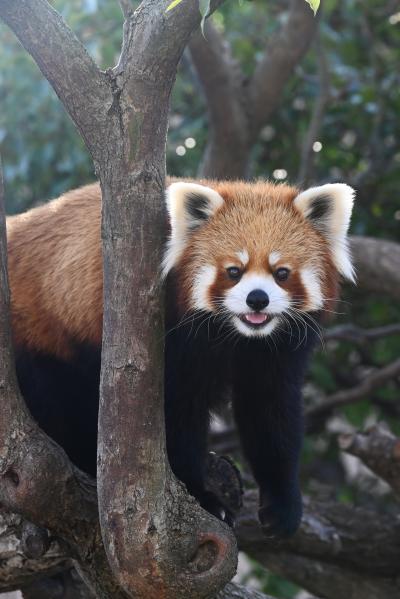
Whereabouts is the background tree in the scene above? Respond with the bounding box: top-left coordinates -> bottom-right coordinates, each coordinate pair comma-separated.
0,0 -> 400,598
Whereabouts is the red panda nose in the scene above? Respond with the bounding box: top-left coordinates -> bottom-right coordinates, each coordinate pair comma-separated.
246,289 -> 269,311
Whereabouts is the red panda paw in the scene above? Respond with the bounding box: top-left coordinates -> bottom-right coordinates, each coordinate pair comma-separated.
259,495 -> 302,539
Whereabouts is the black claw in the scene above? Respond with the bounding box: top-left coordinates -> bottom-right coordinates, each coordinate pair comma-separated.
223,510 -> 236,528
199,490 -> 235,527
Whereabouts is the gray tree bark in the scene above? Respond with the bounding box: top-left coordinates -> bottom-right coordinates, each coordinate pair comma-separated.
350,236 -> 400,301
0,1 -> 237,597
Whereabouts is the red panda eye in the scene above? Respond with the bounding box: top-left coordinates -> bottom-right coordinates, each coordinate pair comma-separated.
274,267 -> 290,282
226,266 -> 242,281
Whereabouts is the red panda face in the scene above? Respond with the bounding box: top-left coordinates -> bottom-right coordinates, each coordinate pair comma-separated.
163,180 -> 355,338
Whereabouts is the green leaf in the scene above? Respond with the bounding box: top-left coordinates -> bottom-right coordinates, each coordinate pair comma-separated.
304,0 -> 320,15
199,0 -> 211,35
166,0 -> 184,12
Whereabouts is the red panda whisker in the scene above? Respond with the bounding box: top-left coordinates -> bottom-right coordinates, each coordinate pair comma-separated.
290,301 -> 346,319
318,308 -> 347,317
193,311 -> 224,341
170,311 -> 214,341
287,309 -> 325,349
193,315 -> 211,340
292,315 -> 310,349
281,312 -> 301,347
289,305 -> 323,330
266,324 -> 279,353
279,313 -> 294,342
283,311 -> 308,349
164,309 -> 207,337
289,296 -> 348,316
211,323 -> 237,350
171,313 -> 203,331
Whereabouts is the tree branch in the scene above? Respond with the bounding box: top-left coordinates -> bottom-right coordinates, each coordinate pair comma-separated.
0,152 -> 129,597
236,491 -> 400,599
306,358 -> 400,434
189,21 -> 249,178
251,553 -> 400,599
339,424 -> 400,499
96,2 -> 238,596
0,151 -> 21,410
0,452 -> 242,596
350,236 -> 400,301
0,511 -> 69,593
2,488 -> 400,599
189,1 -> 319,179
248,0 -> 319,141
237,491 -> 400,577
325,323 -> 400,343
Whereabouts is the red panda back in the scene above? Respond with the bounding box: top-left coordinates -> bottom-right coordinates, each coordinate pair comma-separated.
7,183 -> 103,360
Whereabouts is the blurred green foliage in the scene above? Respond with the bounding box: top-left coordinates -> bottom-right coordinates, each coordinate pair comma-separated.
1,1 -> 399,597
2,0 -> 400,233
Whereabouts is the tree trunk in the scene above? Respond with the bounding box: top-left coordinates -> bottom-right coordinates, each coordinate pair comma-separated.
0,1 -> 237,597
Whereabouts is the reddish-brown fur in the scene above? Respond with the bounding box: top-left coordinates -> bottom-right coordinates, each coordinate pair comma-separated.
7,179 -> 338,359
7,183 -> 103,360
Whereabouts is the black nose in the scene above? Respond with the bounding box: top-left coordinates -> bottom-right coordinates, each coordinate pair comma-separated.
246,289 -> 269,311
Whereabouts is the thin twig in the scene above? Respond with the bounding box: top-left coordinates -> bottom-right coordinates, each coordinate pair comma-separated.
307,358 -> 400,433
325,323 -> 400,343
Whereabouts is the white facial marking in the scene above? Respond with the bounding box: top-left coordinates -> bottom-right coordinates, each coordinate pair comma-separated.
224,273 -> 290,337
191,265 -> 216,311
300,267 -> 324,311
269,251 -> 281,267
236,249 -> 249,266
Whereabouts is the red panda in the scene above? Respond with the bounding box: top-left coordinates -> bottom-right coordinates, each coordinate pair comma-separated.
7,179 -> 355,537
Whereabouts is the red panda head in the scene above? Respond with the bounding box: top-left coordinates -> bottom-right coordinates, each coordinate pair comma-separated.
163,180 -> 355,338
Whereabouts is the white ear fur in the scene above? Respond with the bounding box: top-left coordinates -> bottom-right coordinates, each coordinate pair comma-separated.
293,183 -> 356,282
162,182 -> 224,277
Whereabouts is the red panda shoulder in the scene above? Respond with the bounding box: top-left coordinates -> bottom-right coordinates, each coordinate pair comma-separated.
7,183 -> 103,360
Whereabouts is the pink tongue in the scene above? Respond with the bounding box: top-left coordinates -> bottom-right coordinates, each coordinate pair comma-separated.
245,313 -> 268,324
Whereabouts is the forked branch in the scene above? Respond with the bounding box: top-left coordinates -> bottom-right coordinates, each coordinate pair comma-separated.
189,0 -> 319,178
0,1 -> 238,597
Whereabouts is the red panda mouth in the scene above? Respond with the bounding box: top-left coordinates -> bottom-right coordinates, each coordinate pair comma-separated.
239,313 -> 273,327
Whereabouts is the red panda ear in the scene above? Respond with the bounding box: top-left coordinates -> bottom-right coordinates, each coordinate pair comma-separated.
293,183 -> 356,282
162,182 -> 224,277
